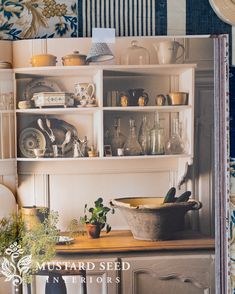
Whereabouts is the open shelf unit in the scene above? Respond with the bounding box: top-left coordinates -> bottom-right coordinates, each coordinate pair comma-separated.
14,64 -> 195,166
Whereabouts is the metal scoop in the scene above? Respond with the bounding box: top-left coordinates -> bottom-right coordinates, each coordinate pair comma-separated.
37,118 -> 55,143
60,130 -> 71,156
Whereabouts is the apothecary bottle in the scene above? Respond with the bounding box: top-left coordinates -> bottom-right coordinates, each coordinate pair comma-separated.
124,118 -> 142,156
138,115 -> 150,155
110,117 -> 126,156
166,118 -> 185,154
149,112 -> 165,155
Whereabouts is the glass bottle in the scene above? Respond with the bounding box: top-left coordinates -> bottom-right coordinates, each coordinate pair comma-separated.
110,117 -> 126,156
124,118 -> 142,156
150,112 -> 165,155
166,118 -> 185,154
138,115 -> 150,155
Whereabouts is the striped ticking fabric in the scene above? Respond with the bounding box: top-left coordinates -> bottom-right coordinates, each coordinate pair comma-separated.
78,0 -> 167,37
78,0 -> 231,38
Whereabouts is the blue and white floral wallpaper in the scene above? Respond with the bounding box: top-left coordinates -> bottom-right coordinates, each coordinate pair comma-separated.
0,0 -> 234,292
0,0 -> 231,39
0,0 -> 77,39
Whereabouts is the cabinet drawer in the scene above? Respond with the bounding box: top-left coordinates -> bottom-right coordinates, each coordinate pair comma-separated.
121,253 -> 215,294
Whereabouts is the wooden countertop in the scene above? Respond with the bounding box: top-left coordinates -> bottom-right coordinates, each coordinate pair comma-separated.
56,230 -> 215,254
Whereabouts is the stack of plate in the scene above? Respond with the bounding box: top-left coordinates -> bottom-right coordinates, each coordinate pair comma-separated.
0,61 -> 12,69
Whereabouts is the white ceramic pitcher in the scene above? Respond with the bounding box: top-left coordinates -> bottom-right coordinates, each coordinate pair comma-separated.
154,41 -> 185,64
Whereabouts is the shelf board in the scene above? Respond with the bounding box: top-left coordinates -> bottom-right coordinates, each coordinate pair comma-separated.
14,66 -> 99,77
15,106 -> 191,114
17,154 -> 191,162
103,64 -> 196,76
0,158 -> 16,162
103,106 -> 191,112
0,158 -> 16,175
16,107 -> 101,115
0,110 -> 14,114
14,64 -> 196,77
0,69 -> 13,73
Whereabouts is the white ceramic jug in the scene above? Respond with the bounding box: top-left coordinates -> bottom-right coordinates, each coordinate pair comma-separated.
74,82 -> 95,106
154,41 -> 185,64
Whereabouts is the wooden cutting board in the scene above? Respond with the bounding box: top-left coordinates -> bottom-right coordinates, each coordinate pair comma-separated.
0,184 -> 16,219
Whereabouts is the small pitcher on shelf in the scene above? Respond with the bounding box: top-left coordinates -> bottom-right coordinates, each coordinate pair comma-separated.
153,40 -> 185,64
127,88 -> 149,106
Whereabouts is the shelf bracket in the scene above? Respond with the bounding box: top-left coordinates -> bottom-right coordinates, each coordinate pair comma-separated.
177,158 -> 193,189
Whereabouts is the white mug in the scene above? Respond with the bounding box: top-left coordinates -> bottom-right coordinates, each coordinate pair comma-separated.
154,41 -> 185,64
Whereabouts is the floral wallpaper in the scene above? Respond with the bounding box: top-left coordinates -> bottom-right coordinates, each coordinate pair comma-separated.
0,0 -> 77,39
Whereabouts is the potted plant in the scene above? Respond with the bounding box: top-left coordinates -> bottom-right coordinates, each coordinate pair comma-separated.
80,197 -> 114,238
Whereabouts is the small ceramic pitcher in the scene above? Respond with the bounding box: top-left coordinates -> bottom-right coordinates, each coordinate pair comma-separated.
127,88 -> 149,106
74,83 -> 95,106
154,41 -> 185,64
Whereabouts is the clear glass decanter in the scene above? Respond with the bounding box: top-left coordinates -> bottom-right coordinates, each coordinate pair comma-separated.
166,118 -> 185,154
138,115 -> 150,155
124,118 -> 142,156
110,117 -> 126,156
150,112 -> 165,155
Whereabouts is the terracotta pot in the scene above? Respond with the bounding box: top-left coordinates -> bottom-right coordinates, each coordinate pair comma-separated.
31,54 -> 57,67
62,51 -> 87,66
86,223 -> 101,238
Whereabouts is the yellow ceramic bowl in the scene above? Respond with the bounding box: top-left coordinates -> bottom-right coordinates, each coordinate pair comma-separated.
168,92 -> 188,105
31,54 -> 57,67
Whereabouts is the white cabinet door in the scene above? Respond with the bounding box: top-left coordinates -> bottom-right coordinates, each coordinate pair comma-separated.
121,253 -> 214,294
30,258 -> 120,294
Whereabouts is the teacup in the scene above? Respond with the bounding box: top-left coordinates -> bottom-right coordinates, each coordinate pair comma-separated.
33,148 -> 45,158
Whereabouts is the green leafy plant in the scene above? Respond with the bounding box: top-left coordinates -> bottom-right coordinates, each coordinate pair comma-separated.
20,210 -> 59,274
80,197 -> 114,233
67,218 -> 84,238
0,209 -> 59,283
0,213 -> 24,256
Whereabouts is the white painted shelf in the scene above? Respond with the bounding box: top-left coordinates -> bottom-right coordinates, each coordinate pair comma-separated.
16,106 -> 191,114
0,110 -> 14,114
103,106 -> 192,112
14,64 -> 196,77
17,154 -> 191,162
16,107 -> 101,114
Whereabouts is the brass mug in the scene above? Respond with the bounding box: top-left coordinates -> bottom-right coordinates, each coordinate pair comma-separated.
120,93 -> 129,107
155,94 -> 166,106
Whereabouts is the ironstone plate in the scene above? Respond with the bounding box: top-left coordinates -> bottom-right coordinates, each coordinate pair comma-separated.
19,127 -> 46,158
24,78 -> 62,100
56,236 -> 74,245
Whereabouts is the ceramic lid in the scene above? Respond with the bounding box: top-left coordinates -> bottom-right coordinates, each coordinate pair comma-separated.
62,51 -> 87,60
31,54 -> 57,59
